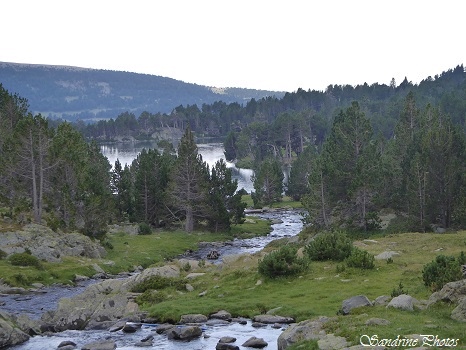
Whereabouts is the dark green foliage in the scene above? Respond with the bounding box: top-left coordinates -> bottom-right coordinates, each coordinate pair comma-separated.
8,253 -> 42,268
286,146 -> 315,201
138,222 -> 152,235
136,290 -> 168,304
208,158 -> 245,231
422,254 -> 464,291
391,281 -> 408,297
258,245 -> 309,278
345,247 -> 375,269
0,250 -> 7,260
132,148 -> 173,227
131,275 -> 186,293
252,157 -> 284,207
304,231 -> 353,262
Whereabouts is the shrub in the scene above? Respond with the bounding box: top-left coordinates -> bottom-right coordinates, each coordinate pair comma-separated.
0,249 -> 7,260
8,253 -> 42,268
138,222 -> 152,235
258,245 -> 308,278
304,231 -> 353,262
345,247 -> 375,269
136,290 -> 168,304
422,254 -> 464,291
391,281 -> 408,297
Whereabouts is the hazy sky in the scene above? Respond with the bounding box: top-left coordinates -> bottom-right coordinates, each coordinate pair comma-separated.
2,0 -> 465,92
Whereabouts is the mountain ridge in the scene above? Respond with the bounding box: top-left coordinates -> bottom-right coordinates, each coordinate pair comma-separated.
0,61 -> 285,121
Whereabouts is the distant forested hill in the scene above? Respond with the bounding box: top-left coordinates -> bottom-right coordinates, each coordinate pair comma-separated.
0,62 -> 285,121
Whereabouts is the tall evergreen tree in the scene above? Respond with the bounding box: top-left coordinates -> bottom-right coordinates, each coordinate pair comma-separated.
208,158 -> 245,231
252,157 -> 284,206
168,127 -> 210,232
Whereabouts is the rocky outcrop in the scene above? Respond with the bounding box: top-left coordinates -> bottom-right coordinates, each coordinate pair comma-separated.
277,316 -> 332,350
428,279 -> 466,304
451,298 -> 466,322
41,265 -> 180,331
0,311 -> 30,348
428,279 -> 466,322
0,224 -> 106,262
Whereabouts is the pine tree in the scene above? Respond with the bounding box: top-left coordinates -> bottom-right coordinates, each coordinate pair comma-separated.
252,157 -> 284,206
168,127 -> 210,232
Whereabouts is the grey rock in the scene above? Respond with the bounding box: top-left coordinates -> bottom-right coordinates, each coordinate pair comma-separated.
108,320 -> 126,332
179,313 -> 208,324
0,224 -> 106,262
242,336 -> 268,348
122,322 -> 141,333
277,317 -> 332,350
341,295 -> 372,315
0,313 -> 30,348
185,283 -> 194,292
251,322 -> 267,327
386,294 -> 418,311
57,340 -> 77,349
252,314 -> 294,324
57,346 -> 76,350
219,336 -> 236,343
206,319 -> 230,326
216,343 -> 240,350
167,325 -> 203,341
134,335 -> 153,347
451,297 -> 466,322
428,279 -> 466,305
41,265 -> 179,331
155,323 -> 175,334
210,310 -> 232,320
373,295 -> 391,306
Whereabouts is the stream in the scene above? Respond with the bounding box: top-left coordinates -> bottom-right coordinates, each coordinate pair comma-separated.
7,209 -> 304,350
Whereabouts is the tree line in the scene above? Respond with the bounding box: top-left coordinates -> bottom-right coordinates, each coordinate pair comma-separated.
69,65 -> 465,146
284,93 -> 466,232
0,84 -> 245,235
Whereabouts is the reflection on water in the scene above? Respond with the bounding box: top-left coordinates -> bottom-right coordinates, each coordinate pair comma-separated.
101,141 -> 255,193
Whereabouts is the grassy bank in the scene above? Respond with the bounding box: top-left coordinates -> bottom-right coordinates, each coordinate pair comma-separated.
135,230 -> 466,347
0,215 -> 271,287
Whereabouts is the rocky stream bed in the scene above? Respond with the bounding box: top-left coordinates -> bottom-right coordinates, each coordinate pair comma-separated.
1,209 -> 305,350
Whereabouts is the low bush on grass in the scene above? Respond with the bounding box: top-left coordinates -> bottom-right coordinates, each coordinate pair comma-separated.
8,253 -> 42,269
258,245 -> 308,278
304,231 -> 353,262
138,222 -> 152,235
391,281 -> 408,297
131,275 -> 186,293
422,253 -> 465,291
0,250 -> 7,260
345,247 -> 375,269
136,290 -> 169,304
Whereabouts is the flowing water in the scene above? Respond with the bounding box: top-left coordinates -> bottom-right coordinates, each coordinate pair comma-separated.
8,210 -> 302,350
6,142 -> 304,349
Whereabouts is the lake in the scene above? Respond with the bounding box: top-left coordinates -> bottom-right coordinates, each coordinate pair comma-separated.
101,141 -> 255,194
